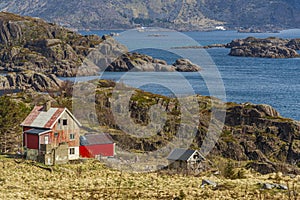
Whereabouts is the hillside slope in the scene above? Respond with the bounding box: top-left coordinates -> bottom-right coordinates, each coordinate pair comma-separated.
71,80 -> 300,175
0,0 -> 300,30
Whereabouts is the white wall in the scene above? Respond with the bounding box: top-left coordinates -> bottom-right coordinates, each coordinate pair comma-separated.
68,146 -> 79,160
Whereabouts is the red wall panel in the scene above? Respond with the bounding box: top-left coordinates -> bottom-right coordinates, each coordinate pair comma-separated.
26,134 -> 39,149
80,144 -> 114,158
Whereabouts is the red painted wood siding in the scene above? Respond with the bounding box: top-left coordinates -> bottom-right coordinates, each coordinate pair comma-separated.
80,144 -> 114,158
25,134 -> 39,149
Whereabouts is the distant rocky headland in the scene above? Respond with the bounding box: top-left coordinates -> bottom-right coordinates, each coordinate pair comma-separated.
0,12 -> 200,78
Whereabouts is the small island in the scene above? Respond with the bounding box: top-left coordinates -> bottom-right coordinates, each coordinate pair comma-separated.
227,37 -> 300,58
173,36 -> 300,59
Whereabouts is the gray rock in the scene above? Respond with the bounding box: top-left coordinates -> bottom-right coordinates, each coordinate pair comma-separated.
0,71 -> 62,92
261,183 -> 288,190
172,58 -> 201,72
201,179 -> 217,188
262,183 -> 275,190
276,184 -> 288,190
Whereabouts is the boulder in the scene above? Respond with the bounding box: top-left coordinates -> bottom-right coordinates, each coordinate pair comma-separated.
262,183 -> 288,190
201,179 -> 217,188
172,58 -> 201,72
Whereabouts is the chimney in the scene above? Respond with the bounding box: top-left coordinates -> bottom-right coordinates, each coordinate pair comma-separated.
43,101 -> 51,112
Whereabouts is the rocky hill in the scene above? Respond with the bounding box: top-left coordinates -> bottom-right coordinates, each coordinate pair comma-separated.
0,12 -> 200,76
0,0 -> 300,30
71,80 -> 300,175
0,12 -> 103,77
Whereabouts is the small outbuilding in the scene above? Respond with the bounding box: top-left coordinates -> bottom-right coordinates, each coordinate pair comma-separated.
79,133 -> 115,159
167,148 -> 206,172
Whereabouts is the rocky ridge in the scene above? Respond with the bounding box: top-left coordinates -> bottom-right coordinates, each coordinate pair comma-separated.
0,71 -> 62,92
0,12 -> 200,76
1,0 -> 300,31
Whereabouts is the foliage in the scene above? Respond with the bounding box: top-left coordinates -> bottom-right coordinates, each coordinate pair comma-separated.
49,80 -> 73,111
0,96 -> 31,153
178,189 -> 186,199
223,161 -> 235,179
222,160 -> 246,179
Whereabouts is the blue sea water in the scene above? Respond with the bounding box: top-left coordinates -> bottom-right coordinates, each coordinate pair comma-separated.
75,29 -> 300,120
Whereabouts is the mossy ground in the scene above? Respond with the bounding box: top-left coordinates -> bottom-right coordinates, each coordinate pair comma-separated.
0,155 -> 298,199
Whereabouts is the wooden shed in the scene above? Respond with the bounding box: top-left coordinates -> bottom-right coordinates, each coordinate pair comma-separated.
79,133 -> 115,159
167,148 -> 205,172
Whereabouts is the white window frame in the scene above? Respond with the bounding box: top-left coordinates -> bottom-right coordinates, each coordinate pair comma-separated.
69,148 -> 75,155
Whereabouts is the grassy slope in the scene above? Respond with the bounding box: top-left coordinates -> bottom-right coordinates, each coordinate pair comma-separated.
0,156 -> 299,199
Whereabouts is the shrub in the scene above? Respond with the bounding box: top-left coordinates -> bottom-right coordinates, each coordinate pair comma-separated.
223,161 -> 235,179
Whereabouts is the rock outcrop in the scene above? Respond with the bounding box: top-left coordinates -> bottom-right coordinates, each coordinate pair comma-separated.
83,35 -> 200,72
0,71 -> 62,92
227,37 -> 300,58
173,58 -> 201,72
0,12 -> 103,77
104,52 -> 176,72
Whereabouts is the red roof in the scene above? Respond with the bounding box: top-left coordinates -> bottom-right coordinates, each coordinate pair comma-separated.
21,106 -> 81,129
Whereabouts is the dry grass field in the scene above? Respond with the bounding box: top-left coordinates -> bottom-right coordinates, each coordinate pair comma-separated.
0,155 -> 299,200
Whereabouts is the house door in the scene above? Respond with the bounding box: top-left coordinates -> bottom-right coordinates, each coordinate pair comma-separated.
45,136 -> 49,144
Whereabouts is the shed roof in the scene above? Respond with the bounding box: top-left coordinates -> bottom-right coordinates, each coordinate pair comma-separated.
24,128 -> 51,135
80,133 -> 114,146
21,106 -> 81,129
167,148 -> 199,161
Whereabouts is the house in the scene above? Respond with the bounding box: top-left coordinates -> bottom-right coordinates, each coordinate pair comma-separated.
167,148 -> 206,172
79,133 -> 115,159
21,103 -> 81,165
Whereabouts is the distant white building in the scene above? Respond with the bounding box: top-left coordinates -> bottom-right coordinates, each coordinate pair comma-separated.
215,26 -> 226,31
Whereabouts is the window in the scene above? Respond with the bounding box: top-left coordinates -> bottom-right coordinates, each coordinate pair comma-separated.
54,132 -> 58,137
63,119 -> 67,126
44,136 -> 49,144
57,119 -> 61,129
69,148 -> 75,155
70,133 -> 75,140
